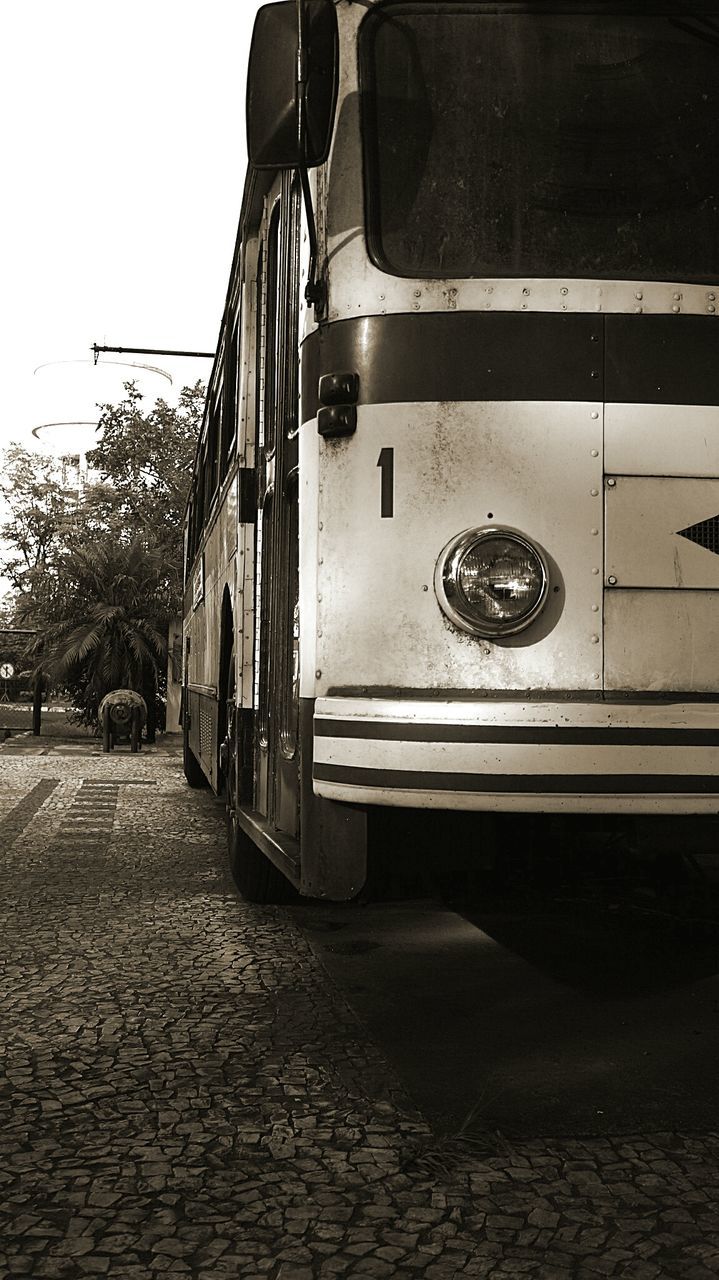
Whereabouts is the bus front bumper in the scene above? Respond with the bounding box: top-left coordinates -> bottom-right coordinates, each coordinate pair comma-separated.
312,697 -> 719,815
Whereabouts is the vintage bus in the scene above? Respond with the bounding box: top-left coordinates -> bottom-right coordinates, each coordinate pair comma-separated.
182,0 -> 719,902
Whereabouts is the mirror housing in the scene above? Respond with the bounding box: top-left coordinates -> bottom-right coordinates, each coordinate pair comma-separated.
247,0 -> 339,170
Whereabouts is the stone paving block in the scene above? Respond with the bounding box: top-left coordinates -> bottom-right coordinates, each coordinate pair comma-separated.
2,746 -> 719,1277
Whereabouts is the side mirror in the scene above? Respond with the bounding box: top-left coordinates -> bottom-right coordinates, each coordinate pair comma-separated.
247,0 -> 339,170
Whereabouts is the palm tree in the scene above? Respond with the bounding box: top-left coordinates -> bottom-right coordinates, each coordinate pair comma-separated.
39,537 -> 169,738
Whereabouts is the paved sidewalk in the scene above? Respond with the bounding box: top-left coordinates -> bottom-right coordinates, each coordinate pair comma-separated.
1,730 -> 183,755
1,746 -> 719,1278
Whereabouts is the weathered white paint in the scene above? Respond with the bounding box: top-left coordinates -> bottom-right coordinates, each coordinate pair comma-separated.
317,735 -> 719,776
605,403 -> 719,478
298,404 -> 320,699
605,591 -> 719,692
315,696 -> 719,729
313,697 -> 719,814
313,782 -> 719,816
314,400 -> 604,694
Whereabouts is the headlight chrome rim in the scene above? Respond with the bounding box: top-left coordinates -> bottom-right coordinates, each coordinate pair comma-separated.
434,526 -> 550,638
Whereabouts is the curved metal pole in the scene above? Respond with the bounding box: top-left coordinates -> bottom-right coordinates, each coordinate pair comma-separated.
296,0 -> 322,311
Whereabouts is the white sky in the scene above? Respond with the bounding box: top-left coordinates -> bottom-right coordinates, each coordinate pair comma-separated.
0,0 -> 260,453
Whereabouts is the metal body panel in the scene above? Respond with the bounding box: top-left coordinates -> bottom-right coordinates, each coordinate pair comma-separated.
605,591 -> 719,693
606,477 -> 719,589
313,783 -> 719,817
298,402 -> 320,700
239,523 -> 256,712
606,404 -> 719,478
605,316 -> 719,405
187,688 -> 220,789
313,696 -> 719,814
298,700 -> 367,899
314,399 -> 604,694
183,471 -> 240,789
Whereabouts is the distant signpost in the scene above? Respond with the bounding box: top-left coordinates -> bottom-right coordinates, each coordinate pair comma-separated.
0,662 -> 14,702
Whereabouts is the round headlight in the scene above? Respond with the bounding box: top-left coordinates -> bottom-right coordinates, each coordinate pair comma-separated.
435,527 -> 549,637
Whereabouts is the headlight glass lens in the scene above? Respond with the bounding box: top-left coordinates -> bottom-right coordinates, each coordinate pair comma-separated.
458,537 -> 544,624
435,528 -> 549,637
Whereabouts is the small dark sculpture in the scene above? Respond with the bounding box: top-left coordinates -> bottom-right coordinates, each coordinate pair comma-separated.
99,690 -> 147,754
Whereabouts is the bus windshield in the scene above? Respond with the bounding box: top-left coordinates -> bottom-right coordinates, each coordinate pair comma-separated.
360,5 -> 719,281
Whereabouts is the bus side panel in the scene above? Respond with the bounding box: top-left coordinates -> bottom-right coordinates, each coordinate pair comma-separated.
298,391 -> 320,702
298,698 -> 367,899
187,687 -> 220,788
184,486 -> 239,791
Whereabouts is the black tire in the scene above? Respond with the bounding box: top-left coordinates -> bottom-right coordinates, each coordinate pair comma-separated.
227,806 -> 294,904
183,724 -> 208,788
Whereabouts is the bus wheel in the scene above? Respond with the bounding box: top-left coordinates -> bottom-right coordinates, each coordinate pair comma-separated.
183,726 -> 207,788
227,808 -> 292,904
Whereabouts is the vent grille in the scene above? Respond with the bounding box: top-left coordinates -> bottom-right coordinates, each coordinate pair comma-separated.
677,516 -> 719,556
199,704 -> 213,760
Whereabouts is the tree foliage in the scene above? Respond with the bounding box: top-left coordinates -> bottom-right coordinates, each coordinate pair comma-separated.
0,381 -> 204,726
38,539 -> 169,728
0,446 -> 80,595
85,381 -> 202,577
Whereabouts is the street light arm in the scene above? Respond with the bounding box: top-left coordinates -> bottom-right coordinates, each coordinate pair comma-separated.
91,344 -> 215,366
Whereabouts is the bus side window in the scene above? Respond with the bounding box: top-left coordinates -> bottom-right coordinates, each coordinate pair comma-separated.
207,382 -> 222,505
221,308 -> 240,481
263,203 -> 281,453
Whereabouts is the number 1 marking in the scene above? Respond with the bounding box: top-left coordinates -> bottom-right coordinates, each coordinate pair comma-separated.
377,447 -> 394,519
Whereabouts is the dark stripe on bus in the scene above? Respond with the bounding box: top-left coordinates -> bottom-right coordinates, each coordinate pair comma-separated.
302,313 -> 603,414
605,315 -> 719,406
301,312 -> 719,416
313,764 -> 719,794
325,686 -> 719,702
314,721 -> 719,747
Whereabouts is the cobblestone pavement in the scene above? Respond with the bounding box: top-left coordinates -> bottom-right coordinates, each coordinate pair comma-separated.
2,741 -> 719,1279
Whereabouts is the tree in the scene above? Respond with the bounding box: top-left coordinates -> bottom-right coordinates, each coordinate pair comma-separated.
1,381 -> 204,731
0,446 -> 80,610
39,538 -> 169,734
85,380 -> 203,609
